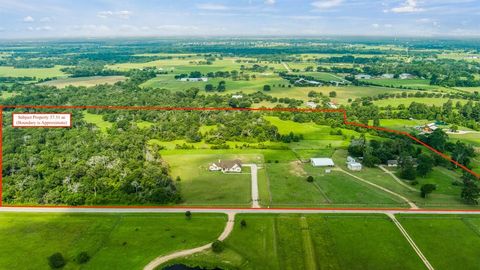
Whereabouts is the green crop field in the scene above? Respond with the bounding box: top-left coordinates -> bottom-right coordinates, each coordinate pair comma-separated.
39,76 -> 126,88
0,212 -> 226,270
0,65 -> 67,79
169,214 -> 425,270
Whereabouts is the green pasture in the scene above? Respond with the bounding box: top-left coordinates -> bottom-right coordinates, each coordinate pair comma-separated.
374,98 -> 466,107
39,76 -> 125,88
398,215 -> 480,270
0,212 -> 225,270
82,111 -> 112,133
170,214 -> 425,270
0,65 -> 67,79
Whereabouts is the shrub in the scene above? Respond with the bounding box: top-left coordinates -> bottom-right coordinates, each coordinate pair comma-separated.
185,211 -> 192,219
240,219 -> 247,228
48,253 -> 66,269
212,240 -> 225,253
306,176 -> 314,182
76,252 -> 90,264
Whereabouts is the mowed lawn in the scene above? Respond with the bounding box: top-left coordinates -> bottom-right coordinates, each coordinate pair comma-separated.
171,214 -> 425,270
0,213 -> 226,270
39,76 -> 125,88
397,215 -> 480,270
162,153 -> 260,206
267,161 -> 405,207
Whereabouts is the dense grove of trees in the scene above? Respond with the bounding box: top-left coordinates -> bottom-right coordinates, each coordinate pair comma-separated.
3,115 -> 181,205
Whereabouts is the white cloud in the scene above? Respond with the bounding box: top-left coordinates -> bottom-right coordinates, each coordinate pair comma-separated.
372,23 -> 380,28
27,25 -> 53,31
0,27 -> 4,32
265,0 -> 276,4
196,3 -> 228,10
391,0 -> 424,13
39,17 -> 53,22
311,0 -> 343,10
97,10 -> 132,19
23,15 -> 34,22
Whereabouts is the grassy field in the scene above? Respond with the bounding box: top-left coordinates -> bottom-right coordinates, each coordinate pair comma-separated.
0,212 -> 226,270
398,215 -> 480,270
361,78 -> 443,90
39,76 -> 125,88
142,74 -> 289,94
170,214 -> 425,270
83,111 -> 112,133
374,98 -> 466,107
0,65 -> 67,79
162,153 -> 260,206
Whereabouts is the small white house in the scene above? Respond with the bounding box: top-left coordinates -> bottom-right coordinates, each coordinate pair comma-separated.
346,156 -> 362,171
209,159 -> 242,173
387,160 -> 399,167
327,102 -> 338,109
381,73 -> 394,79
355,74 -> 372,80
311,158 -> 335,167
232,94 -> 243,99
399,73 -> 414,80
305,102 -> 317,109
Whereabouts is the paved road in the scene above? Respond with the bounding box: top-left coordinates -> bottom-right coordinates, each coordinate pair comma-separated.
243,164 -> 260,208
144,212 -> 236,270
2,207 -> 479,215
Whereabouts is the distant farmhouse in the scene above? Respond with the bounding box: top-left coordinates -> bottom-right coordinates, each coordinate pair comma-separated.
209,159 -> 242,173
381,73 -> 395,79
327,102 -> 338,109
310,158 -> 335,167
305,102 -> 317,109
387,160 -> 399,167
346,156 -> 362,171
416,123 -> 439,134
232,94 -> 243,99
355,74 -> 372,80
399,73 -> 414,80
179,77 -> 208,82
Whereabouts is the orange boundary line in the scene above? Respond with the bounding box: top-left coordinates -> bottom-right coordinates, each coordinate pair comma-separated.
0,104 -> 478,209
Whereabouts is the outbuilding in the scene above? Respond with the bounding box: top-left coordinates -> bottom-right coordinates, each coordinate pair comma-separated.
310,158 -> 335,167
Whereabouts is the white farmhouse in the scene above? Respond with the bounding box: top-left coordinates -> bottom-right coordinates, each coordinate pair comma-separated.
355,74 -> 372,80
346,156 -> 362,171
310,158 -> 335,167
209,159 -> 242,173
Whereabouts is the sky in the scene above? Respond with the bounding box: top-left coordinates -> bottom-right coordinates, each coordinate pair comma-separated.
0,0 -> 479,39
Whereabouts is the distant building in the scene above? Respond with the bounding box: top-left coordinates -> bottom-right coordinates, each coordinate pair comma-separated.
381,73 -> 394,79
387,160 -> 399,167
232,94 -> 243,99
399,73 -> 414,80
209,159 -> 242,173
421,123 -> 438,134
311,158 -> 335,167
179,77 -> 208,82
295,78 -> 322,86
305,102 -> 317,109
346,156 -> 362,171
355,74 -> 372,80
327,102 -> 338,109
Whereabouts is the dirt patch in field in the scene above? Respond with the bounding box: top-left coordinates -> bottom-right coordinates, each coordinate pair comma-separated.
289,161 -> 307,177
